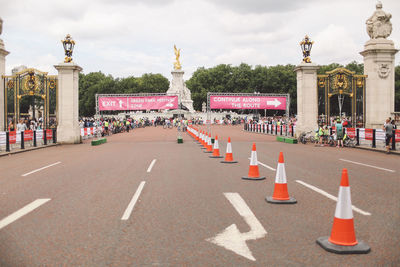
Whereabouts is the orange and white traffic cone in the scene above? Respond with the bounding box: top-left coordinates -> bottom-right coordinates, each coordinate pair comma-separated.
210,135 -> 223,158
266,152 -> 296,204
201,131 -> 207,148
221,137 -> 237,164
317,168 -> 370,254
242,143 -> 265,180
205,133 -> 213,153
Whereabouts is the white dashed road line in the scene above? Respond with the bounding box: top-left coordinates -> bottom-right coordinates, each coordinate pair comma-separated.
339,159 -> 395,173
248,158 -> 276,171
121,181 -> 146,221
0,199 -> 51,230
21,162 -> 61,177
295,180 -> 371,216
147,159 -> 157,173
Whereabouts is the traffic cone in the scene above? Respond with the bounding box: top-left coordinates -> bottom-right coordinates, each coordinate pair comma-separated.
316,168 -> 370,254
204,133 -> 213,153
210,135 -> 223,158
201,131 -> 207,148
221,137 -> 237,164
202,132 -> 209,149
266,152 -> 296,204
242,143 -> 265,180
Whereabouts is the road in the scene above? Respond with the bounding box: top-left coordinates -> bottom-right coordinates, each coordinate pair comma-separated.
0,125 -> 399,266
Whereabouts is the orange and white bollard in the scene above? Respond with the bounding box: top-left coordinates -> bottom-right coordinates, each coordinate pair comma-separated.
266,152 -> 296,204
210,135 -> 223,158
221,137 -> 237,164
242,143 -> 265,180
317,168 -> 370,254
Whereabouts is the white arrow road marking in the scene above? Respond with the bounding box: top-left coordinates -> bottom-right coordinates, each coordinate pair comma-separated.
206,193 -> 267,261
0,199 -> 51,230
266,99 -> 281,108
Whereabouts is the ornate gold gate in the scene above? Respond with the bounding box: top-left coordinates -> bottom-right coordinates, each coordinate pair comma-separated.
317,68 -> 366,127
3,68 -> 57,130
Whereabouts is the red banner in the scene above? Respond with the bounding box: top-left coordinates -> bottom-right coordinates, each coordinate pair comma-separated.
346,128 -> 356,138
44,129 -> 53,140
24,130 -> 33,141
396,130 -> 400,142
365,129 -> 373,140
9,131 -> 16,144
209,96 -> 287,110
98,96 -> 178,111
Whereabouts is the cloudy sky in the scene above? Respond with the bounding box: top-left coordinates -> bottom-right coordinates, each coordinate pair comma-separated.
1,0 -> 399,79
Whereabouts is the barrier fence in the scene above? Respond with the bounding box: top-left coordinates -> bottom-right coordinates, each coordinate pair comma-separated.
0,129 -> 57,153
244,123 -> 400,151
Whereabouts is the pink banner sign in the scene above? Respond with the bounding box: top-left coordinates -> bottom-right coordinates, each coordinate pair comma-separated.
98,96 -> 178,111
209,96 -> 287,110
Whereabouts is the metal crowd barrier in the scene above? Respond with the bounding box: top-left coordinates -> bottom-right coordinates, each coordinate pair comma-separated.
0,129 -> 57,153
243,123 -> 400,151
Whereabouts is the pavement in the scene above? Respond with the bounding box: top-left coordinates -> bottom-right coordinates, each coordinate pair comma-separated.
0,125 -> 399,266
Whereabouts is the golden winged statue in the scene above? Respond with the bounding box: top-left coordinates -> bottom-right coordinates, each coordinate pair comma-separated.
174,45 -> 181,70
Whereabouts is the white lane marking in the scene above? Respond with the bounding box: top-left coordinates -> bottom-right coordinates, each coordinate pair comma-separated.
0,199 -> 51,230
147,159 -> 157,173
248,158 -> 276,171
21,162 -> 61,177
339,159 -> 395,173
121,181 -> 146,220
295,180 -> 371,216
206,192 -> 267,261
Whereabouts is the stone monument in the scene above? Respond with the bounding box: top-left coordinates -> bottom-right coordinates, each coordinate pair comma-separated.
166,45 -> 194,112
360,1 -> 398,128
294,35 -> 319,135
54,34 -> 82,143
0,17 -> 10,131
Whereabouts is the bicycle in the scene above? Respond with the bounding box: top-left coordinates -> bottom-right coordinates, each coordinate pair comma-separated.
298,131 -> 314,144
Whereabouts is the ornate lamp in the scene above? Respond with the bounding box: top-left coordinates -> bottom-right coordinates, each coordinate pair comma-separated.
61,34 -> 75,63
300,35 -> 314,63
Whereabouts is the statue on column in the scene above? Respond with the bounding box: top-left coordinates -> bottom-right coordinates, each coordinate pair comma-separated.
173,45 -> 182,70
366,1 -> 392,39
0,17 -> 4,47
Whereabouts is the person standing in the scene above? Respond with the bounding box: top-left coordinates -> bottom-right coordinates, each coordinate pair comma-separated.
383,118 -> 394,154
335,118 -> 344,148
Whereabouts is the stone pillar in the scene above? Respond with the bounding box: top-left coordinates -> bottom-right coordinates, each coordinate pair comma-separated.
54,62 -> 82,144
360,39 -> 398,128
294,62 -> 319,135
0,43 -> 9,131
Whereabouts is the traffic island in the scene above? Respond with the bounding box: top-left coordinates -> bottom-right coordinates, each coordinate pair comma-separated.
91,138 -> 107,146
276,136 -> 297,144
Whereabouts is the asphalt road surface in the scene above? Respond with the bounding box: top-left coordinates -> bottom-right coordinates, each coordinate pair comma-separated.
0,125 -> 399,266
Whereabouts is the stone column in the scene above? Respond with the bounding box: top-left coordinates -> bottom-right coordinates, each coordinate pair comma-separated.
54,62 -> 82,144
167,70 -> 194,112
360,39 -> 398,128
294,62 -> 319,135
0,43 -> 9,131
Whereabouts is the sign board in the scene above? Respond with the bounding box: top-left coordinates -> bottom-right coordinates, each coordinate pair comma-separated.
98,96 -> 178,111
209,96 -> 286,110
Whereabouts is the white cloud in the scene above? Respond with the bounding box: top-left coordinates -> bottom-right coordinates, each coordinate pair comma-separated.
0,0 -> 399,79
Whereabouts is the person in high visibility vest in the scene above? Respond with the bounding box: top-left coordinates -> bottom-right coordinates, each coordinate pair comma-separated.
323,124 -> 329,145
104,120 -> 109,135
126,120 -> 130,132
318,124 -> 324,146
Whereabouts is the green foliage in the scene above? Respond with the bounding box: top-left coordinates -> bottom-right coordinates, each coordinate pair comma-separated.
78,62 -> 400,115
79,72 -> 169,116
